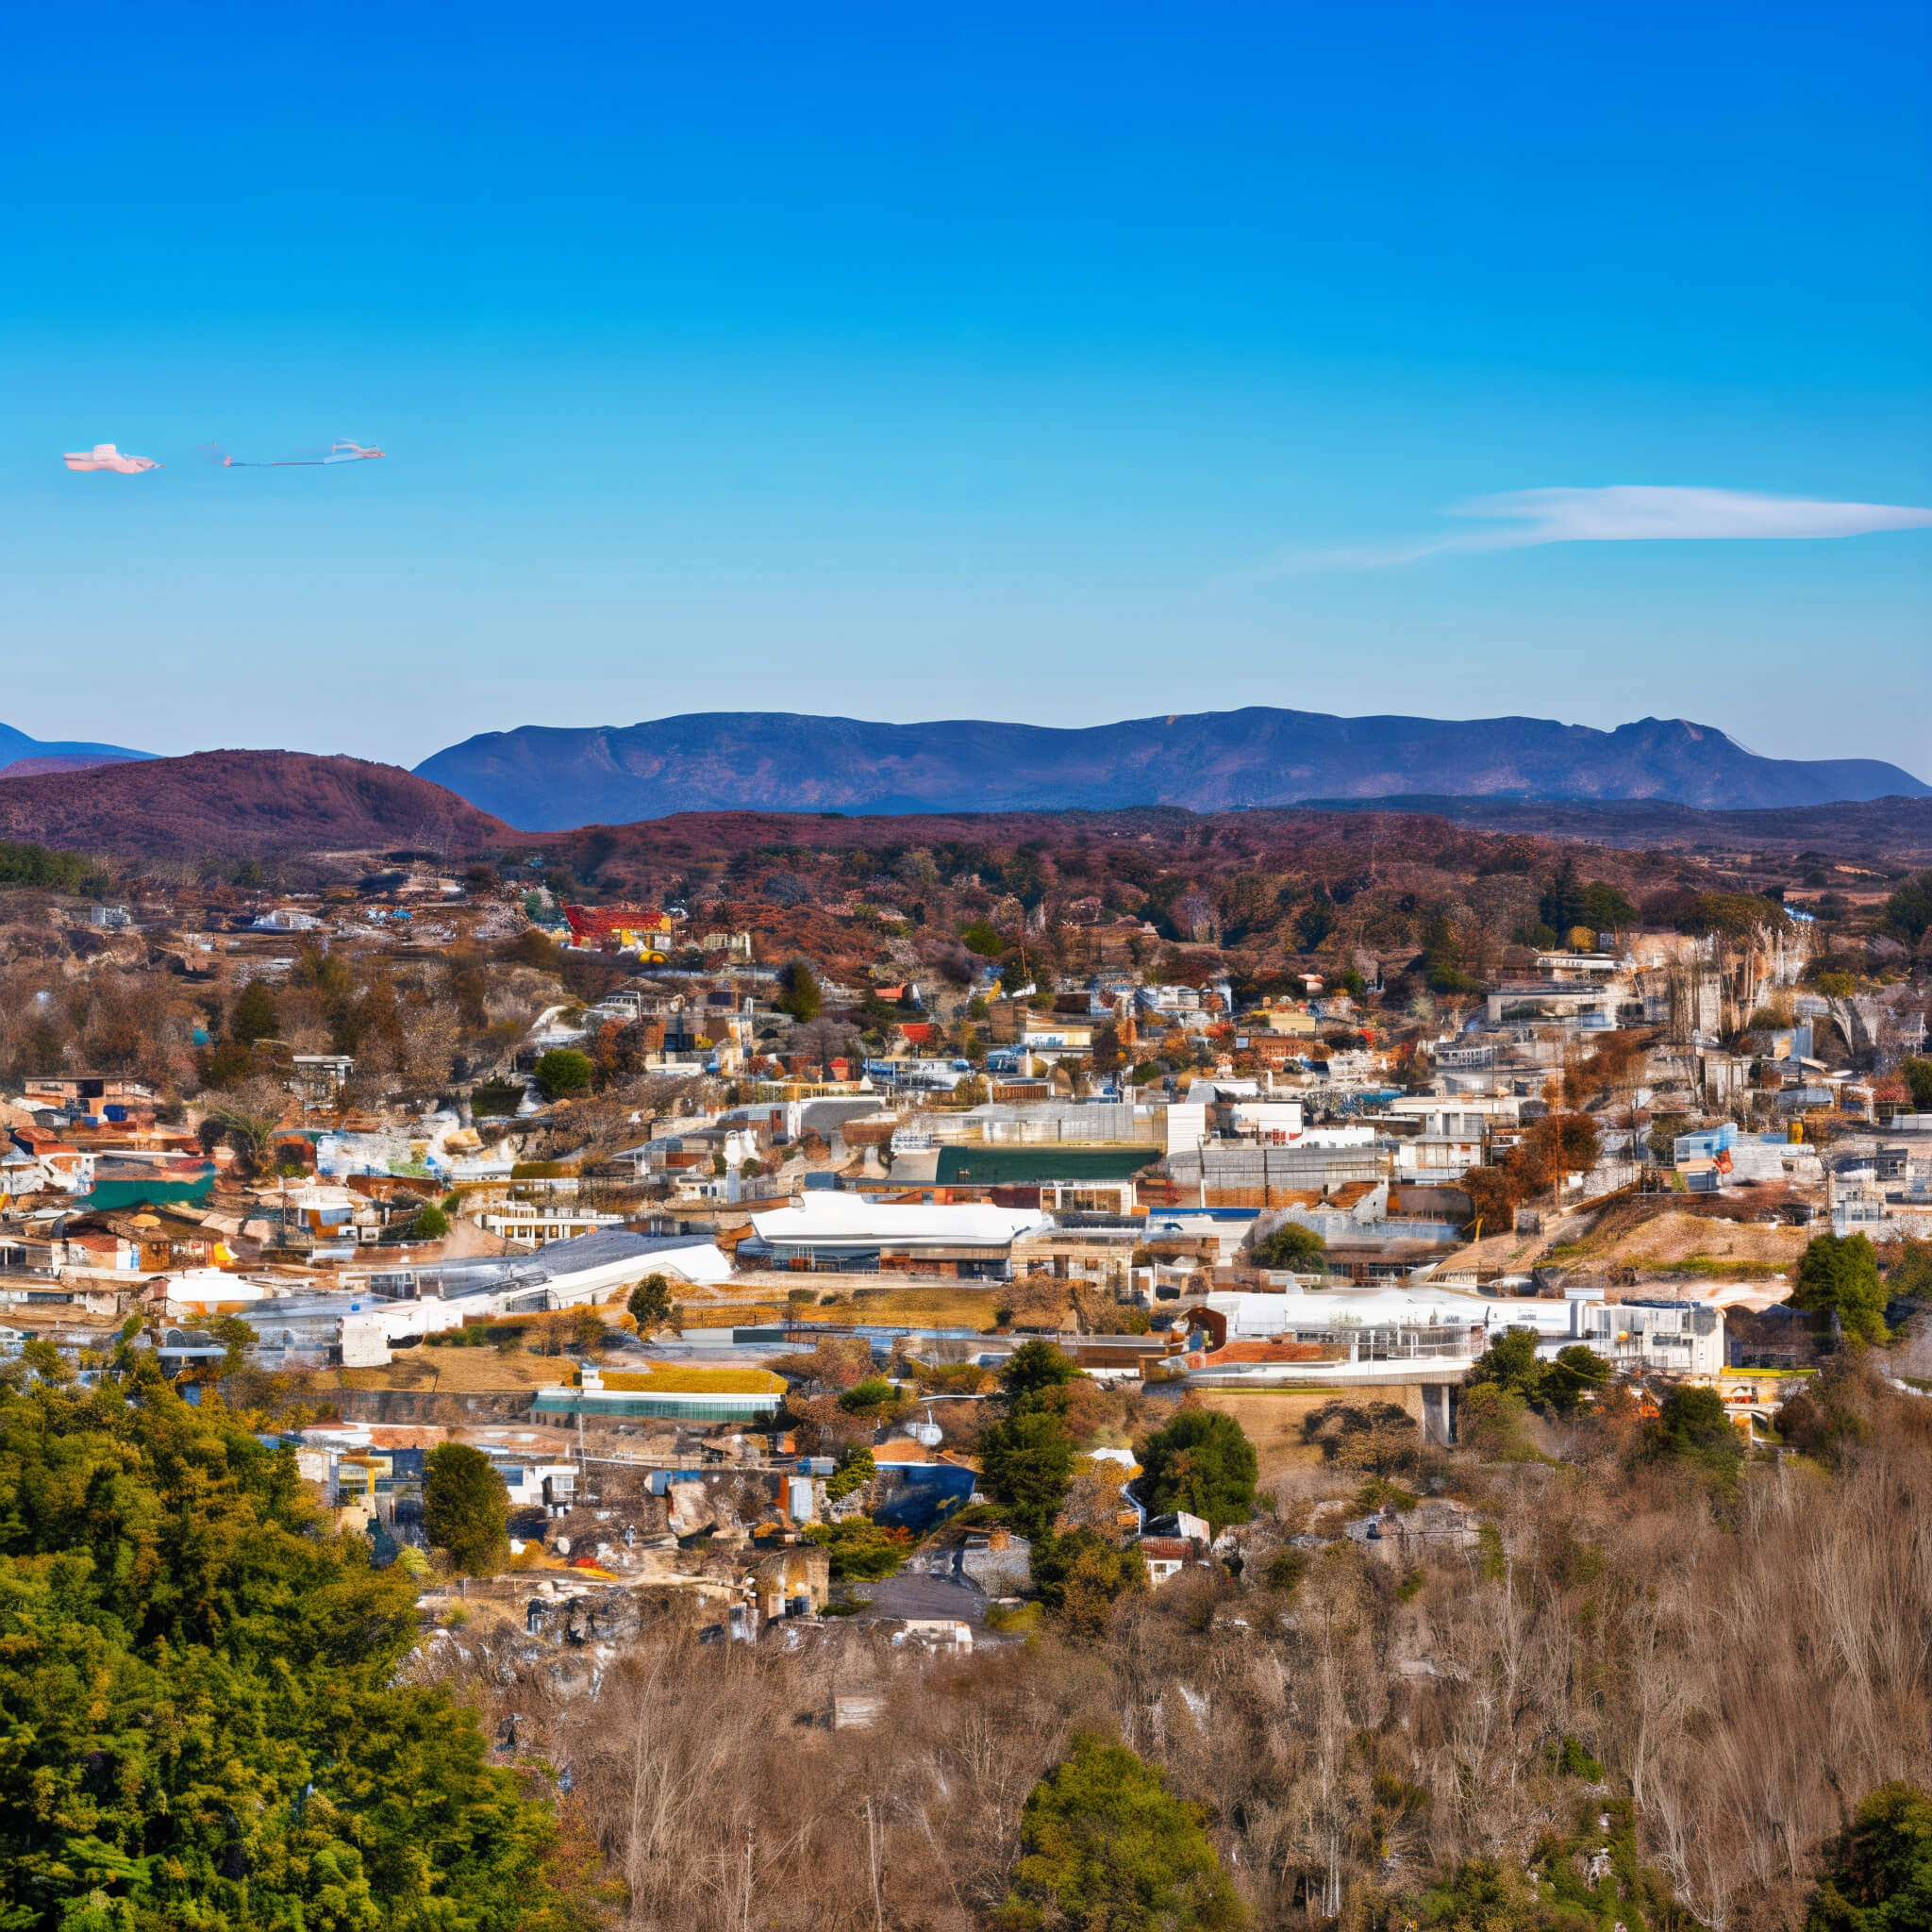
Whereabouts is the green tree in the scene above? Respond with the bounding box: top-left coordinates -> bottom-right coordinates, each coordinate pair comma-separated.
837,1375 -> 904,1419
1883,872 -> 1932,941
211,1313 -> 256,1374
1136,1407 -> 1257,1534
824,1442 -> 875,1503
1649,1385 -> 1743,1476
0,1367 -> 572,1931
1883,1238 -> 1932,1300
408,1204 -> 450,1240
960,921 -> 1006,958
1216,874 -> 1274,945
1541,1343 -> 1610,1417
996,1735 -> 1246,1932
1465,1326 -> 1547,1405
1902,1058 -> 1932,1111
1793,1232 -> 1890,1344
776,958 -> 823,1021
1807,1781 -> 1932,1932
1252,1221 -> 1326,1274
229,978 -> 280,1045
1582,880 -> 1637,930
627,1273 -> 673,1331
533,1047 -> 593,1100
423,1441 -> 510,1574
999,1339 -> 1082,1413
981,1409 -> 1077,1541
1028,1529 -> 1146,1640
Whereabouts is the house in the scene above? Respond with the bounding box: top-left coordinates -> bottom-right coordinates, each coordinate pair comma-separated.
478,1206 -> 628,1249
1137,1537 -> 1198,1588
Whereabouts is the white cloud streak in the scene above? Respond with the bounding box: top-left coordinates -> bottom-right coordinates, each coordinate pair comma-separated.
1235,484 -> 1932,581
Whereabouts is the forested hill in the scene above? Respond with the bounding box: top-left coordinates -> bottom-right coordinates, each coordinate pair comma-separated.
0,750 -> 513,858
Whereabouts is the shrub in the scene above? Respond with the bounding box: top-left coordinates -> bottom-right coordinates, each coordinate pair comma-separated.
533,1048 -> 593,1100
1252,1221 -> 1326,1274
805,1517 -> 911,1579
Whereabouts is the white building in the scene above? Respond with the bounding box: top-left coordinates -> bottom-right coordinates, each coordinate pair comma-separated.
744,1193 -> 1049,1278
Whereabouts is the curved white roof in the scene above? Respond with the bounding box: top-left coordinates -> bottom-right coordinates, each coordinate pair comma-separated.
750,1193 -> 1049,1248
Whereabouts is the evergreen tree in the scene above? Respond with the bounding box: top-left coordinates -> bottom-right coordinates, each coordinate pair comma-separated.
1807,1781 -> 1932,1932
776,958 -> 823,1021
981,1410 -> 1076,1541
996,1735 -> 1246,1931
1028,1530 -> 1146,1639
424,1442 -> 510,1574
1538,856 -> 1588,938
998,1339 -> 1081,1413
0,1363 -> 574,1930
1136,1407 -> 1257,1533
1466,1326 -> 1546,1406
1794,1232 -> 1890,1344
229,978 -> 280,1045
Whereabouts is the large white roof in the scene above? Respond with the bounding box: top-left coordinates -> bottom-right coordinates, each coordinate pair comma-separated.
1203,1287 -> 1572,1336
750,1193 -> 1049,1248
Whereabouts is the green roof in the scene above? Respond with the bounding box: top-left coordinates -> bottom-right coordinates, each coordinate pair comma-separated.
934,1146 -> 1159,1187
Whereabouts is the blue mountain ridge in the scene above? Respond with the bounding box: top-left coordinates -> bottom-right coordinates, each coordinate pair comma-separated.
0,723 -> 154,769
413,708 -> 1931,831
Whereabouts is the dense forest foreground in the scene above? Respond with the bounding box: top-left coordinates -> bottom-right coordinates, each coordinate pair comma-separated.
4,1339 -> 1930,1932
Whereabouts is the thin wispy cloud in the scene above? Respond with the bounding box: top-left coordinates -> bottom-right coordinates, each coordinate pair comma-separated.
1233,484 -> 1932,580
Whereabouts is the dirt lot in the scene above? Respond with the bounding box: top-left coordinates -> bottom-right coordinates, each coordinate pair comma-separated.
1192,1386 -> 1427,1485
690,1278 -> 1051,1333
1548,1204 -> 1807,1277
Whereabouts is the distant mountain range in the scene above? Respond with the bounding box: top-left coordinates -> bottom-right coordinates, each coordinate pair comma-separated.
0,722 -> 152,780
413,708 -> 1930,829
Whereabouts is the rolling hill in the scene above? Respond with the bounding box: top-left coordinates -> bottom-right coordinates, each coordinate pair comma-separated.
414,708 -> 1929,829
0,751 -> 514,858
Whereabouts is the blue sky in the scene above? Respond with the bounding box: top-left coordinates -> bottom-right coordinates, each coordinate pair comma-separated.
6,2 -> 1929,777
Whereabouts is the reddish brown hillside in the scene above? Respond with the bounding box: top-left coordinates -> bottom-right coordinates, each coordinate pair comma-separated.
0,751 -> 515,858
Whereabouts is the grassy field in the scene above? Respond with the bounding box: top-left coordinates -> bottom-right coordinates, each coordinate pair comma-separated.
331,1350 -> 568,1393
